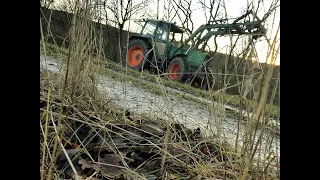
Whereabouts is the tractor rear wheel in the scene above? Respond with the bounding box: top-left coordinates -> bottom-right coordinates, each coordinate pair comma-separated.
122,39 -> 151,71
167,57 -> 187,81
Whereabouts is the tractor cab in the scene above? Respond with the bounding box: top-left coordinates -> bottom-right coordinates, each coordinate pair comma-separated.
139,19 -> 184,59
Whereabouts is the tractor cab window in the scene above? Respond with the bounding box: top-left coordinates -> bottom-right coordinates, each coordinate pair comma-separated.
142,22 -> 156,37
154,23 -> 168,41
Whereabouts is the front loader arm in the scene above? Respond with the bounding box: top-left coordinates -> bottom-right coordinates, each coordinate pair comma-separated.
180,11 -> 266,49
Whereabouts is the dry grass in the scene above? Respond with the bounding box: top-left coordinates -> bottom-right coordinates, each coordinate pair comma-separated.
40,1 -> 280,179
40,69 -> 279,179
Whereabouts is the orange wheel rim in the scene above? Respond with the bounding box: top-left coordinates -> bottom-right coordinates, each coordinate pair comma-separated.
127,46 -> 144,67
169,64 -> 180,80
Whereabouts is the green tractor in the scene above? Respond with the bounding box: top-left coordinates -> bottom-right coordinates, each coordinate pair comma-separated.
122,10 -> 266,89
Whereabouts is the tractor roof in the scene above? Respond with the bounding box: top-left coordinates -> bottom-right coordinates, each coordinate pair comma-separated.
146,19 -> 184,33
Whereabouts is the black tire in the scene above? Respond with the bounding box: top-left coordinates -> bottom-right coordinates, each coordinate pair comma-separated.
167,56 -> 187,81
122,39 -> 152,71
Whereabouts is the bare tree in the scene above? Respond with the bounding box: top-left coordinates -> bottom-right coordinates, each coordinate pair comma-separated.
102,0 -> 148,62
171,0 -> 195,36
162,0 -> 178,22
198,0 -> 223,25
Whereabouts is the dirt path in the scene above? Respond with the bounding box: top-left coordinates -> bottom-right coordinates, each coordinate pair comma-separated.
40,56 -> 279,158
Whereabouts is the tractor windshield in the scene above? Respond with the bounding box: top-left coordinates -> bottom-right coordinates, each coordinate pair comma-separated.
154,22 -> 169,41
141,22 -> 157,37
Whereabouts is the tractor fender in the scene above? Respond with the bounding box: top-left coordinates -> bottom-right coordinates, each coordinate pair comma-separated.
128,35 -> 153,47
169,54 -> 189,66
168,54 -> 188,64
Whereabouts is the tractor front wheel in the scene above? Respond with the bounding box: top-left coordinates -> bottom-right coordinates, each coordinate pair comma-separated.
167,57 -> 187,81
